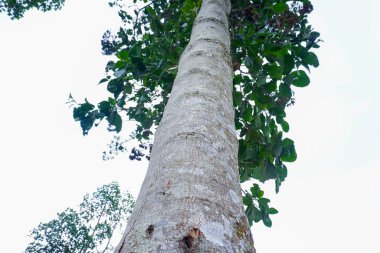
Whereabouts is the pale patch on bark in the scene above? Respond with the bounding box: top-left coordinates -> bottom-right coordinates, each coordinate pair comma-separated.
200,222 -> 226,247
229,189 -> 241,206
115,0 -> 255,252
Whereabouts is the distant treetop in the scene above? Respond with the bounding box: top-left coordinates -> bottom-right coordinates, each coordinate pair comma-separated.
0,0 -> 65,19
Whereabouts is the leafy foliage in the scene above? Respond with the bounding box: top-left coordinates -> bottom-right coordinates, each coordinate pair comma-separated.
230,0 -> 320,226
25,182 -> 135,253
0,0 -> 65,19
68,0 -> 321,227
243,183 -> 279,227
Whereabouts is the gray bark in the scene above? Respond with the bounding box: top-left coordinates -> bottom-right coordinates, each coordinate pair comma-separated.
115,0 -> 255,252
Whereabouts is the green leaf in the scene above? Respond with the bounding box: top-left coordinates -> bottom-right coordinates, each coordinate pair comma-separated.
290,70 -> 310,87
243,194 -> 253,206
275,178 -> 282,194
245,56 -> 253,69
108,97 -> 116,106
73,101 -> 95,121
98,101 -> 112,116
108,112 -> 122,133
282,138 -> 294,147
281,121 -> 289,132
275,163 -> 288,193
242,102 -> 253,122
266,80 -> 277,92
246,203 -> 263,225
80,115 -> 94,135
115,60 -> 126,69
283,54 -> 295,75
268,207 -> 279,215
245,205 -> 254,225
141,116 -> 153,129
107,79 -> 124,98
265,63 -> 283,79
303,52 -> 319,67
240,166 -> 250,183
272,2 -> 288,13
233,91 -> 243,107
277,164 -> 288,182
145,6 -> 155,16
281,138 -> 297,162
264,162 -> 277,181
262,215 -> 272,227
268,104 -> 286,118
250,184 -> 261,198
98,78 -> 109,84
117,50 -> 130,61
125,84 -> 133,94
252,206 -> 263,223
279,83 -> 292,97
281,153 -> 297,162
258,198 -> 270,208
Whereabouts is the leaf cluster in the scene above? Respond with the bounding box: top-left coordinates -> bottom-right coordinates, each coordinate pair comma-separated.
25,182 -> 135,253
70,0 -> 320,227
231,0 -> 320,226
0,0 -> 65,19
243,183 -> 278,227
70,0 -> 201,160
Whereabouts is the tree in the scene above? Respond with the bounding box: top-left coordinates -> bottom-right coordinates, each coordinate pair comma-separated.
25,182 -> 135,253
111,1 -> 257,251
3,0 -> 320,251
0,0 -> 64,19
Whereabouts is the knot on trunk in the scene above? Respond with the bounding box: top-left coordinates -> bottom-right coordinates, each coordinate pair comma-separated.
179,228 -> 204,252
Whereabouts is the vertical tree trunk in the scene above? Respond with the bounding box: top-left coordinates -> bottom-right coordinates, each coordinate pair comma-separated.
116,0 -> 255,252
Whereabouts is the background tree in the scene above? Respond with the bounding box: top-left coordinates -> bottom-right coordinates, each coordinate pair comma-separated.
25,182 -> 135,253
0,0 -> 65,19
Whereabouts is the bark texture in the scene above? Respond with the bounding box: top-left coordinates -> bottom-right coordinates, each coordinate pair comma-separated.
115,0 -> 255,252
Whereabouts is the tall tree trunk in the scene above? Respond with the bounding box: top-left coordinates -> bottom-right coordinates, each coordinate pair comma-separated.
116,0 -> 255,252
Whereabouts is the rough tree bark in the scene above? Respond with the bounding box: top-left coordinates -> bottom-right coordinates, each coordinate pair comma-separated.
116,0 -> 256,252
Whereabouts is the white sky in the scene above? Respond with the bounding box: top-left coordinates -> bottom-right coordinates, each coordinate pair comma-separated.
0,0 -> 379,252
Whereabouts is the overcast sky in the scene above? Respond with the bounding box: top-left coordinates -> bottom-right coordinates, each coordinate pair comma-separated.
0,0 -> 379,252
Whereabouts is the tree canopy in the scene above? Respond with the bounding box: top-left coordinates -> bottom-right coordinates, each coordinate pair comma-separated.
70,0 -> 320,227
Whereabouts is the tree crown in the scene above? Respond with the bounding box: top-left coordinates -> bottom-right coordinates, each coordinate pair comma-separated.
70,0 -> 320,227
25,182 -> 135,253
